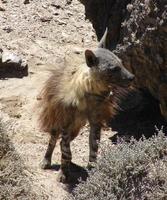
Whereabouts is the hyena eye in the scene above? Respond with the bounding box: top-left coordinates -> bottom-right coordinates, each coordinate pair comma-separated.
112,66 -> 121,72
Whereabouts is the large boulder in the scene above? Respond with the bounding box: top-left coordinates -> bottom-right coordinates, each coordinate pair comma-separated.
80,0 -> 167,119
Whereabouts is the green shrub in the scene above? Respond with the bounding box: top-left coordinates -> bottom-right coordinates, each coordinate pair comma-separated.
68,131 -> 167,200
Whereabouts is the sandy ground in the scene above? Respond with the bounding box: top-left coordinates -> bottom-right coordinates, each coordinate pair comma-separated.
0,0 -> 114,199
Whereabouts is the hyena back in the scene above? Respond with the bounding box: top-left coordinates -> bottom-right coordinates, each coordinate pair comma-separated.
39,29 -> 134,183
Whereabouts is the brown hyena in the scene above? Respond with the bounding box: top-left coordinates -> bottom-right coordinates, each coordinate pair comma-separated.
38,29 -> 134,183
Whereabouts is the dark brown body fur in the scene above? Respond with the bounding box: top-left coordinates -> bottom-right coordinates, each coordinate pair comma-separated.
39,71 -> 115,135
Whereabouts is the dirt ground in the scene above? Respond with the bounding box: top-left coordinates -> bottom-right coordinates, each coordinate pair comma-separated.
0,0 -> 115,199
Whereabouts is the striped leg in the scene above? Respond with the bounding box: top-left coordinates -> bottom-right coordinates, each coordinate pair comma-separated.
58,129 -> 72,183
88,124 -> 101,168
40,129 -> 57,169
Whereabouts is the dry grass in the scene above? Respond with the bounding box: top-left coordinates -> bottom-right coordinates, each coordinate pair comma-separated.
0,119 -> 48,200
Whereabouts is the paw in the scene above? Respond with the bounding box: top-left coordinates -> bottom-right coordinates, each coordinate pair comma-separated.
40,158 -> 51,169
87,162 -> 96,170
57,171 -> 69,183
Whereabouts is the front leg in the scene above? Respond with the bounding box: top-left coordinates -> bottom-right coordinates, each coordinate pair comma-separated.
88,123 -> 101,168
58,129 -> 72,183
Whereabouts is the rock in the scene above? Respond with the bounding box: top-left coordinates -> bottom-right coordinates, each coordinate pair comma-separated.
51,3 -> 61,9
80,0 -> 167,120
53,11 -> 59,16
40,16 -> 53,22
72,47 -> 83,55
51,0 -> 65,9
42,3 -> 49,9
55,19 -> 67,25
0,6 -> 5,11
0,51 -> 28,78
1,0 -> 7,3
23,0 -> 30,4
66,0 -> 72,5
20,59 -> 28,69
127,4 -> 133,12
2,51 -> 22,65
67,11 -> 73,16
2,26 -> 13,33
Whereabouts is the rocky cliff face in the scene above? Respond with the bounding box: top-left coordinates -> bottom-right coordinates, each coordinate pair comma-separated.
80,0 -> 167,119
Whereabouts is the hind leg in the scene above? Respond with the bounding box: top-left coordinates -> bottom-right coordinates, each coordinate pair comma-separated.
40,129 -> 57,169
58,116 -> 85,183
58,125 -> 83,183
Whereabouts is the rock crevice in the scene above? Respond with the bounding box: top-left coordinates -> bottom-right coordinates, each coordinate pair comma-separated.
80,0 -> 167,119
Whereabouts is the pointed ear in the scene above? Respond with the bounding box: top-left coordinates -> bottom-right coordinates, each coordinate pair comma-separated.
85,50 -> 99,68
98,27 -> 108,48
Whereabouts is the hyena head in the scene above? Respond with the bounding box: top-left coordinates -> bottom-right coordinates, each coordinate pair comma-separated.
85,28 -> 134,87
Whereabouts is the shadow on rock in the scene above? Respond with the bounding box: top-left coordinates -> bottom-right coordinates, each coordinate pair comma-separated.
0,64 -> 28,79
109,89 -> 167,142
0,50 -> 28,79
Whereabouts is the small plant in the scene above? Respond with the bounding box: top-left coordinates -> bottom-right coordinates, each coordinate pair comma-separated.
68,131 -> 167,200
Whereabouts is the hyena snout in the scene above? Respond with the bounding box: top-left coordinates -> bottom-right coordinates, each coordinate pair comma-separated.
122,68 -> 135,81
109,66 -> 135,87
120,67 -> 135,86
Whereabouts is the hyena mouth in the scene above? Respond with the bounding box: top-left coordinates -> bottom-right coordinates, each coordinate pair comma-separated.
120,80 -> 134,87
111,79 -> 133,88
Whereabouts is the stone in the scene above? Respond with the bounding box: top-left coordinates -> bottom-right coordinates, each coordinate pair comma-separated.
23,0 -> 30,4
1,0 -> 7,3
2,26 -> 13,33
55,19 -> 67,25
0,51 -> 28,78
51,0 -> 65,9
80,0 -> 167,120
66,0 -> 72,5
0,6 -> 5,11
40,16 -> 53,22
2,51 -> 22,65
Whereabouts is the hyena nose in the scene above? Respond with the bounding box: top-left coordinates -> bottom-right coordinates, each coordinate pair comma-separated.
129,74 -> 135,81
122,68 -> 135,82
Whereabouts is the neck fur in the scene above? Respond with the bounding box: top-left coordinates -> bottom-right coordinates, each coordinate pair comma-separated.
59,64 -> 109,107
